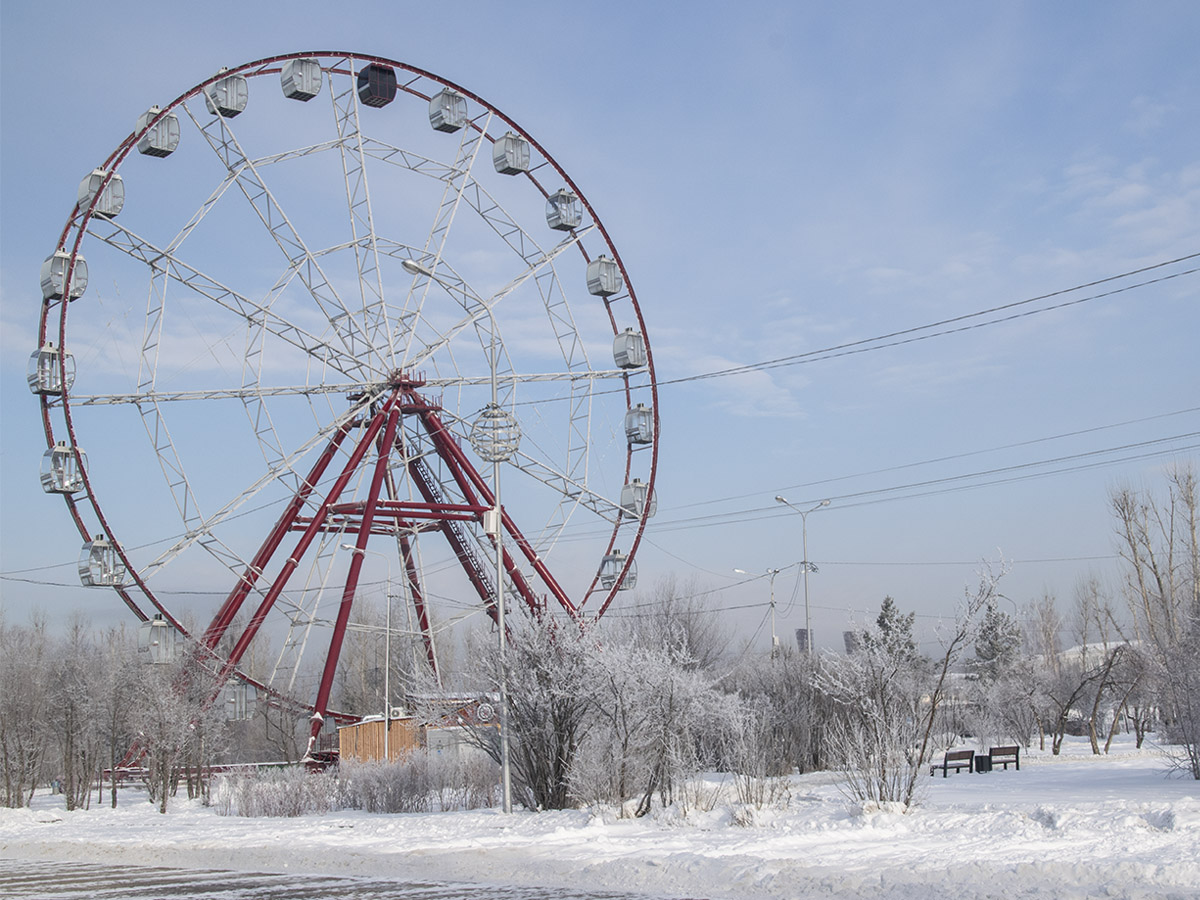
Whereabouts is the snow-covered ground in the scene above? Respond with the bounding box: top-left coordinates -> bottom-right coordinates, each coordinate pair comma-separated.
3,736 -> 1198,900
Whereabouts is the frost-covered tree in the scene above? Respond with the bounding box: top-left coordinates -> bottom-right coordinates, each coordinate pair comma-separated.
467,615 -> 595,811
95,625 -> 139,807
974,603 -> 1023,681
49,614 -> 106,810
620,574 -> 726,671
727,649 -> 823,775
0,615 -> 52,808
132,655 -> 211,813
862,596 -> 919,663
821,606 -> 927,807
613,644 -> 728,817
824,569 -> 1002,810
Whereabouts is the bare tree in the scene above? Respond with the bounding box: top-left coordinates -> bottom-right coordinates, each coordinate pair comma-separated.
1111,464 -> 1200,777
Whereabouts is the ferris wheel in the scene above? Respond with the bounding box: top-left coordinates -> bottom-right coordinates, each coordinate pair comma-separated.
31,52 -> 658,745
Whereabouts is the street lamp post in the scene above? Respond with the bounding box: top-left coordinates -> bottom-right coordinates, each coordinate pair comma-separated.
734,567 -> 783,656
404,256 -> 518,812
340,542 -> 393,761
775,497 -> 830,653
407,258 -> 518,813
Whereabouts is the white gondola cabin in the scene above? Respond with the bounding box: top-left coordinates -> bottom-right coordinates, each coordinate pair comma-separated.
613,328 -> 647,369
77,169 -> 124,219
41,443 -> 86,494
429,88 -> 468,132
204,71 -> 249,118
27,342 -> 75,394
220,681 -> 258,720
79,534 -> 126,587
546,189 -> 582,231
357,63 -> 397,107
624,403 -> 654,445
586,255 -> 623,297
281,58 -> 322,101
599,549 -> 637,591
40,251 -> 88,301
138,614 -> 182,664
136,106 -> 180,157
492,131 -> 530,175
620,479 -> 657,518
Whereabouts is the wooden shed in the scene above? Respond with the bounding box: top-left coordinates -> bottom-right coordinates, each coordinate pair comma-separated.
337,716 -> 422,762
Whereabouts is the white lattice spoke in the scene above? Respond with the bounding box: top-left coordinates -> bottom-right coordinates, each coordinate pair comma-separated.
396,111 -> 492,366
90,219 -> 374,382
331,67 -> 394,363
183,98 -> 380,370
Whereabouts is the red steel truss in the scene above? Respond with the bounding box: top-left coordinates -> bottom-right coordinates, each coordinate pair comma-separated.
191,375 -> 577,753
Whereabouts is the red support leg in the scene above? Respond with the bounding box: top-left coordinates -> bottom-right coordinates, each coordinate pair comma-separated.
217,395 -> 397,684
309,404 -> 402,744
398,531 -> 439,677
202,419 -> 356,651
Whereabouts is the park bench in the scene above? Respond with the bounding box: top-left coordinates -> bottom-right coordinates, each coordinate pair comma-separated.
988,745 -> 1020,771
930,749 -> 974,777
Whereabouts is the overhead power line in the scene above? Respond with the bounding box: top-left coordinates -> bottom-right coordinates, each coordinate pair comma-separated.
671,253 -> 1200,385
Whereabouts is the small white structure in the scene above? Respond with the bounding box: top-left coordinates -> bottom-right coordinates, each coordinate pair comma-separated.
357,63 -> 397,107
79,534 -> 126,587
492,131 -> 530,175
620,478 -> 656,518
599,549 -> 637,591
624,403 -> 654,445
204,71 -> 248,118
136,106 -> 180,157
545,189 -> 582,231
281,57 -> 322,101
429,88 -> 467,132
613,328 -> 647,369
77,169 -> 124,219
41,442 -> 86,494
586,255 -> 623,297
40,251 -> 88,301
138,614 -> 183,664
27,342 -> 75,394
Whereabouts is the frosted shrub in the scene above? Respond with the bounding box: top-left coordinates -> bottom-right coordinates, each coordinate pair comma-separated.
340,755 -> 430,813
211,766 -> 338,817
426,753 -> 499,811
212,752 -> 499,817
339,751 -> 499,814
726,702 -> 792,810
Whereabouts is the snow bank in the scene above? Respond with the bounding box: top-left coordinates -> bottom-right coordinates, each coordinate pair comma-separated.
3,737 -> 1198,899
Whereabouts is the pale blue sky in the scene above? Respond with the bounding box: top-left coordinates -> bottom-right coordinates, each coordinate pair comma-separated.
2,1 -> 1198,655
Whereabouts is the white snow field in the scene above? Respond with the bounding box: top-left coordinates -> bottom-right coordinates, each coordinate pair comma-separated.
2,737 -> 1198,900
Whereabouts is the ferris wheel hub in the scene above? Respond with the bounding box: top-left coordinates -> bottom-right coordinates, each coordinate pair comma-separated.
387,369 -> 425,391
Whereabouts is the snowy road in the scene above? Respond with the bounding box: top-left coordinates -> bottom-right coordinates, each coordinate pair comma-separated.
0,859 -> 679,900
4,738 -> 1198,900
